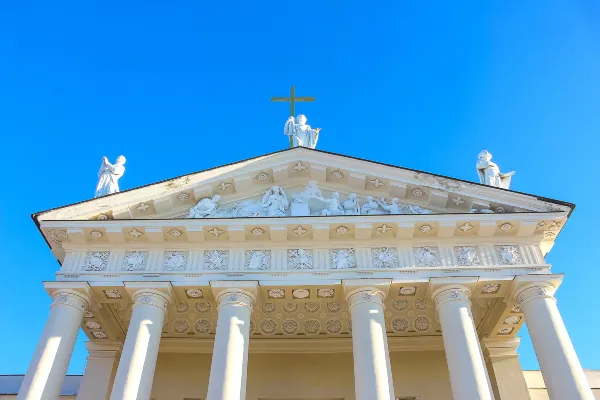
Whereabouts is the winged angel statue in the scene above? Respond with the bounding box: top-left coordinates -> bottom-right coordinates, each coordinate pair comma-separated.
284,114 -> 321,148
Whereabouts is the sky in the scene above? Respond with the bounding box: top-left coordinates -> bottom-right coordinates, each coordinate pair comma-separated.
0,0 -> 599,375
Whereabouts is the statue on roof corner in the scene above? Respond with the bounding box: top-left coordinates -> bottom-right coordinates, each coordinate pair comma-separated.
284,114 -> 321,148
476,150 -> 515,189
95,155 -> 126,198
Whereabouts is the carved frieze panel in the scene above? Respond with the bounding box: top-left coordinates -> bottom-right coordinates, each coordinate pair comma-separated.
83,251 -> 110,271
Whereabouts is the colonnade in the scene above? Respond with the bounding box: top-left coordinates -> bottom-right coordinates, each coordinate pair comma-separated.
17,277 -> 594,400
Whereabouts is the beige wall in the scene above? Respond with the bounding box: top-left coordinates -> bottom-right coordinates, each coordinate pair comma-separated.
151,351 -> 453,400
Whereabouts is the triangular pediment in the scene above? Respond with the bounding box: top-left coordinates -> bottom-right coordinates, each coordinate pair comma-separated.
34,147 -> 572,223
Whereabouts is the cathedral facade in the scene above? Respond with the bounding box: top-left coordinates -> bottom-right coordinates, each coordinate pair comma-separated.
12,148 -> 597,400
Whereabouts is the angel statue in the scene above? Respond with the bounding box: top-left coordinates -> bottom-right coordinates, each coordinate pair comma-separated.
261,186 -> 289,217
476,150 -> 515,189
95,155 -> 126,198
284,114 -> 321,148
188,195 -> 221,218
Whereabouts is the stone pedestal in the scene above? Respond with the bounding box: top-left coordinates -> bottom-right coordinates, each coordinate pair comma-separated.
291,202 -> 310,216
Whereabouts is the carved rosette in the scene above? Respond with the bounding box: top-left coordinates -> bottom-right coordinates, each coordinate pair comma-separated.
51,290 -> 89,313
346,288 -> 386,310
516,285 -> 556,307
433,287 -> 471,309
132,290 -> 170,314
216,290 -> 255,311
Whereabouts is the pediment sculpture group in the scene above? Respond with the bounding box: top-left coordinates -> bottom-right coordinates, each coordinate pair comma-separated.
188,180 -> 434,219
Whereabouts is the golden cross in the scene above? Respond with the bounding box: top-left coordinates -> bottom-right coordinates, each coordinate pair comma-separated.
271,86 -> 315,148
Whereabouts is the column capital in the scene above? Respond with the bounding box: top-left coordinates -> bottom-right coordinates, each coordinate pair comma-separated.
44,282 -> 91,312
515,285 -> 556,307
50,289 -> 90,313
508,274 -> 563,303
85,341 -> 122,360
342,279 -> 391,310
211,281 -> 258,311
131,290 -> 170,314
481,338 -> 521,361
432,285 -> 471,308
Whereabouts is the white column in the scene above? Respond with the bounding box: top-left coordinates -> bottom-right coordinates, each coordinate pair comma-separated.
433,286 -> 495,400
76,342 -> 121,400
516,284 -> 594,400
346,285 -> 395,400
207,286 -> 256,400
18,290 -> 89,400
109,289 -> 170,400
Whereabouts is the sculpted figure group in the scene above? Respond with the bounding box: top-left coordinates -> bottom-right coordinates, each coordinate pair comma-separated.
188,181 -> 434,219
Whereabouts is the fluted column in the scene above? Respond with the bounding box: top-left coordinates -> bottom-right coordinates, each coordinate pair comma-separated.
516,283 -> 594,399
18,289 -> 89,400
207,283 -> 257,400
433,286 -> 494,400
110,289 -> 170,400
345,281 -> 395,400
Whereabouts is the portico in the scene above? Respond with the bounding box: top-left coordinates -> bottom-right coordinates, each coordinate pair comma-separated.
19,147 -> 593,399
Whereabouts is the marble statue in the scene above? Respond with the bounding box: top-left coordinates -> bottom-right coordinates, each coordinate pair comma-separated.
261,186 -> 289,217
284,115 -> 321,148
361,196 -> 382,215
378,197 -> 401,214
188,195 -> 221,218
316,192 -> 344,216
292,180 -> 323,204
95,155 -> 126,198
342,193 -> 360,215
476,150 -> 515,189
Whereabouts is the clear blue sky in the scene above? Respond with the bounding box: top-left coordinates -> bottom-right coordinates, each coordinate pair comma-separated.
0,1 -> 598,374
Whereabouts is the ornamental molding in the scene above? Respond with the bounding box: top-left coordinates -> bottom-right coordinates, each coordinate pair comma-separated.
515,284 -> 556,307
216,291 -> 255,310
51,290 -> 89,312
345,287 -> 387,309
132,291 -> 170,313
432,286 -> 472,308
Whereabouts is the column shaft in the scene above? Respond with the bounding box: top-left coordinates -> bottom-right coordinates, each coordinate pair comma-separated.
347,288 -> 395,400
434,287 -> 494,400
517,285 -> 594,400
207,290 -> 254,400
18,290 -> 88,400
109,290 -> 169,400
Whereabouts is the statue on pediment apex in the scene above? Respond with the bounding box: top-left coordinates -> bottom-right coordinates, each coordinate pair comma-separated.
95,155 -> 126,198
284,114 -> 321,148
476,150 -> 515,189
